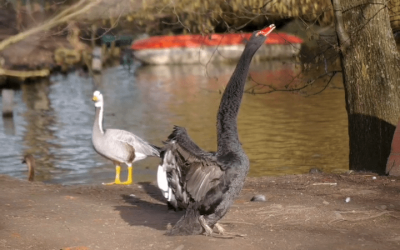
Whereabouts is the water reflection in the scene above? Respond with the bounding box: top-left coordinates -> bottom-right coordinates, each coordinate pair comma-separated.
0,60 -> 349,185
1,89 -> 16,135
2,117 -> 15,135
135,61 -> 349,177
20,79 -> 59,182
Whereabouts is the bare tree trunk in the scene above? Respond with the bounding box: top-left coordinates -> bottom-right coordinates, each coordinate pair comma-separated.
335,0 -> 400,175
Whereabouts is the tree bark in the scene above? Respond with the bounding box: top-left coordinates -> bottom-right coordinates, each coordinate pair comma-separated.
336,0 -> 400,175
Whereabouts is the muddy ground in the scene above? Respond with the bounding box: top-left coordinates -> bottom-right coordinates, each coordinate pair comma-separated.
0,172 -> 399,250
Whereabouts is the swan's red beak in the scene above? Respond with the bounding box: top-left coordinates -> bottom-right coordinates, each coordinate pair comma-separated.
256,24 -> 276,37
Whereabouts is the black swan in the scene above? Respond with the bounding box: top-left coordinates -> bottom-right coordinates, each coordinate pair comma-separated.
157,24 -> 276,236
92,90 -> 160,185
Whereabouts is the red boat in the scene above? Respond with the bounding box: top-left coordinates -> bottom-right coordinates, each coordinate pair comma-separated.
131,31 -> 303,65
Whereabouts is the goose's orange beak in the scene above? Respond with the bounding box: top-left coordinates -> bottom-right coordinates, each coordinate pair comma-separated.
92,96 -> 98,101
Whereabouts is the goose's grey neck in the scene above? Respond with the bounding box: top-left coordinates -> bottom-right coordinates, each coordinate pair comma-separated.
216,45 -> 258,154
94,105 -> 104,134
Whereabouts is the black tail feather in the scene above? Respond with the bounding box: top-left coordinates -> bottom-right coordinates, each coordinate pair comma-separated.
166,207 -> 203,236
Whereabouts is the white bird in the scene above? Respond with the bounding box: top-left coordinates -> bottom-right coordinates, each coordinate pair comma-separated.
92,90 -> 160,185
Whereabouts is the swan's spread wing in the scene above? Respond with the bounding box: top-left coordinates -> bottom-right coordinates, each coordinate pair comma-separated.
163,126 -> 224,204
185,160 -> 224,202
166,126 -> 214,159
105,129 -> 160,157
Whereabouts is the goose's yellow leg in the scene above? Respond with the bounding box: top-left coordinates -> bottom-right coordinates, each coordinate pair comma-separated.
102,165 -> 122,185
121,165 -> 133,185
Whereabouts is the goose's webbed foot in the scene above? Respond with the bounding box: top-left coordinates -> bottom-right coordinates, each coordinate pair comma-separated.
102,165 -> 133,185
121,166 -> 133,185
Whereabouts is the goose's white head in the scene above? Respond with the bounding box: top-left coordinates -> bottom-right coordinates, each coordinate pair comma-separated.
92,90 -> 103,108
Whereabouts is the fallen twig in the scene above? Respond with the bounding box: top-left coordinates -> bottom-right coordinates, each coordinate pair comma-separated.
388,214 -> 400,220
220,220 -> 255,225
312,182 -> 337,186
329,210 -> 389,224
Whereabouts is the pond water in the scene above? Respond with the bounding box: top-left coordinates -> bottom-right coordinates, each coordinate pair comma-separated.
0,60 -> 349,185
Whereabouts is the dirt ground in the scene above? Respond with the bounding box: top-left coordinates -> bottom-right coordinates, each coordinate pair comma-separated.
0,172 -> 399,250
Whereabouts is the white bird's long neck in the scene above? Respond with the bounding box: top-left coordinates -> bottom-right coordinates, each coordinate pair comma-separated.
94,102 -> 104,134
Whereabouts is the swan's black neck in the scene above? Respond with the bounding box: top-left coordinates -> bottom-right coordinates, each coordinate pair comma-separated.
216,43 -> 260,155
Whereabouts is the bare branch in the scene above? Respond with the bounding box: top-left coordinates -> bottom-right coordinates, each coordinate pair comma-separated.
244,70 -> 341,95
0,68 -> 49,77
0,0 -> 100,52
161,2 -> 191,32
307,71 -> 337,96
353,6 -> 387,35
332,0 -> 351,51
79,13 -> 122,41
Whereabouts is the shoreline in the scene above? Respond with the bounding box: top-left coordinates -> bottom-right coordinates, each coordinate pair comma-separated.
1,172 -> 399,249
